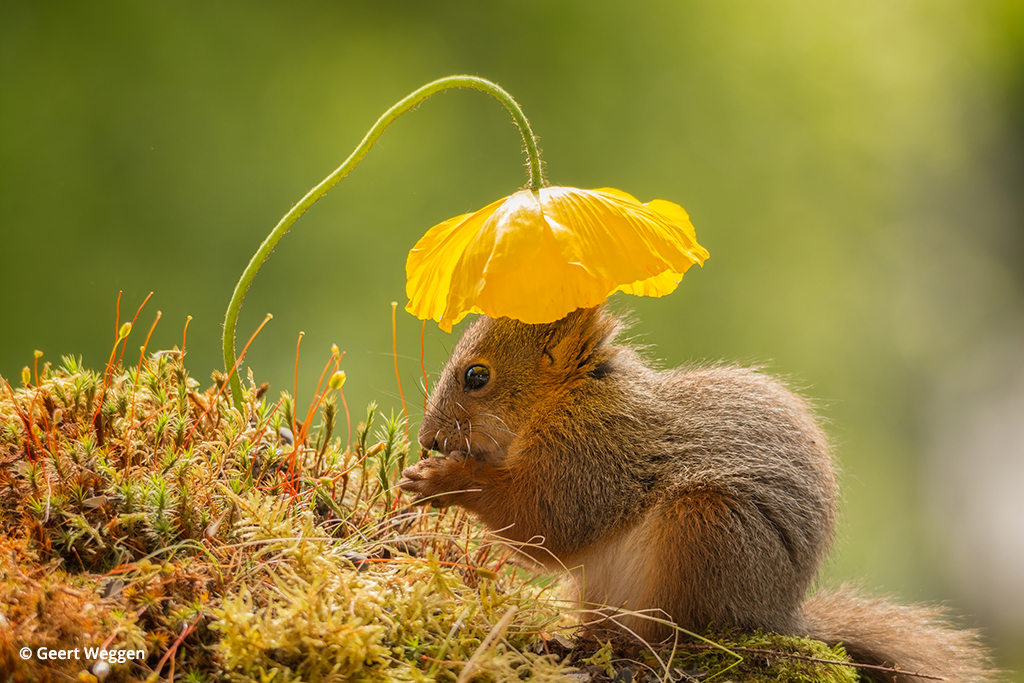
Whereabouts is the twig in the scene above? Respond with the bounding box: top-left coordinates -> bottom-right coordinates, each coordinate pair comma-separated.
429,604 -> 473,678
148,611 -> 202,683
456,605 -> 518,683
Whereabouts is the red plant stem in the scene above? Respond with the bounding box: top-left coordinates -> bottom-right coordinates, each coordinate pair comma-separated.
91,292 -> 124,432
3,380 -> 42,458
336,445 -> 375,477
152,613 -> 202,682
92,290 -> 150,437
124,311 -> 162,471
98,631 -> 118,650
114,291 -> 122,339
287,349 -> 343,495
392,303 -> 408,440
181,315 -> 193,356
421,319 -> 429,412
245,399 -> 282,488
185,313 -> 272,446
18,350 -> 57,462
34,407 -> 63,477
283,332 -> 308,495
117,292 -> 152,365
224,314 -> 273,389
340,384 -> 351,450
292,331 -> 304,437
299,349 -> 341,446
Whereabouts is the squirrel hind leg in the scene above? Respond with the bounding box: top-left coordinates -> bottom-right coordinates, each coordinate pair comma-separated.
646,485 -> 812,634
570,485 -> 811,643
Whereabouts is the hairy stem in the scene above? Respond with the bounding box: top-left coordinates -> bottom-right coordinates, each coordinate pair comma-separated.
223,75 -> 544,412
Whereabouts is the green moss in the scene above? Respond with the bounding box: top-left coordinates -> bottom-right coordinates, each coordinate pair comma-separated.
664,632 -> 862,683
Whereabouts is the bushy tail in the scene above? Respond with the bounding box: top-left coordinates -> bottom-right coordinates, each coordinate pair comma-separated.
802,584 -> 1000,683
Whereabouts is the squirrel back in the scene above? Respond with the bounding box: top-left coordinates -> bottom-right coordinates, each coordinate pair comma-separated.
400,306 -> 998,682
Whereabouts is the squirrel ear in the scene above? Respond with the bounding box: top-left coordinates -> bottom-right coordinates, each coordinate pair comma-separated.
540,306 -> 617,376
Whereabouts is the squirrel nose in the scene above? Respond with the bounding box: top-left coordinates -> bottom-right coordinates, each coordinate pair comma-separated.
417,429 -> 439,453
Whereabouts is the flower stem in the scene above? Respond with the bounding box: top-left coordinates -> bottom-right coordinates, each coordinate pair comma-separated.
223,75 -> 544,412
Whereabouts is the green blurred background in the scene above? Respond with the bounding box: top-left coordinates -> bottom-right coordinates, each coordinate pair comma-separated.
2,1 -> 1023,677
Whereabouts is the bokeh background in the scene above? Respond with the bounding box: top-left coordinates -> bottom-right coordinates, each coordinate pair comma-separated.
2,1 -> 1022,677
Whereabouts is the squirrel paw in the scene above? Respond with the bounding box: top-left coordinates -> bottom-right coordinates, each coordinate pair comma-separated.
398,455 -> 467,508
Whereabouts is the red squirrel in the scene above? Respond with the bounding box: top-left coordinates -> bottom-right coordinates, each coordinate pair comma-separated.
399,306 -> 996,682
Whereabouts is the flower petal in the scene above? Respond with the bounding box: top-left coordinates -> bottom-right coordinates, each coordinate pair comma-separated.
405,186 -> 709,330
592,186 -> 641,202
405,197 -> 505,330
616,268 -> 682,297
542,188 -> 707,287
445,190 -> 600,326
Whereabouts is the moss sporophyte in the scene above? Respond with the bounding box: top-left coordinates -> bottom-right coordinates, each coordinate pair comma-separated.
222,74 -> 708,411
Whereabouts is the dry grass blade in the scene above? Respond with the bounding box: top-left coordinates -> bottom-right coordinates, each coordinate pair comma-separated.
457,604 -> 519,683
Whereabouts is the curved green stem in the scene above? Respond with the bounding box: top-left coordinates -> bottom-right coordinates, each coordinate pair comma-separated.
223,75 -> 544,412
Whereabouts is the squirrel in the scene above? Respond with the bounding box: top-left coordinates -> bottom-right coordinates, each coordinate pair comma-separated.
398,305 -> 997,683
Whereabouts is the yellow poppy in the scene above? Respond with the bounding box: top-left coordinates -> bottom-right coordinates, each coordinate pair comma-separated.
405,186 -> 709,332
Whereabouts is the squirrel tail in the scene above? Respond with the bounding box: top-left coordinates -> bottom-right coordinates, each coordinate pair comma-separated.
801,583 -> 1000,683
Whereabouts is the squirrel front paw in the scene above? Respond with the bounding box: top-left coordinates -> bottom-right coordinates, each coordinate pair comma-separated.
398,453 -> 470,508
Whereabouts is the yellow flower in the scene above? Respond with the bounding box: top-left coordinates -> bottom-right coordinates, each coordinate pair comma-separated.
406,186 -> 709,331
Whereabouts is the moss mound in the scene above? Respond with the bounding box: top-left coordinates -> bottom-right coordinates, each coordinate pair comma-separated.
0,349 -> 864,682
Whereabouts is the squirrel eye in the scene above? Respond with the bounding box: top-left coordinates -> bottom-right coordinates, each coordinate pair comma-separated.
464,364 -> 490,391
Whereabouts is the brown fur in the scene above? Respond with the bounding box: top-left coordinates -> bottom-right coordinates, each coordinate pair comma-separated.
399,306 -> 999,682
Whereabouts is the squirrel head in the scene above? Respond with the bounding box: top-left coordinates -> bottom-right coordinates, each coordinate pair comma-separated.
419,305 -> 622,464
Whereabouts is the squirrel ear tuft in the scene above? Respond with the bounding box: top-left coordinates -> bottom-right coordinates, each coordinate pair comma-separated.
540,306 -> 618,377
